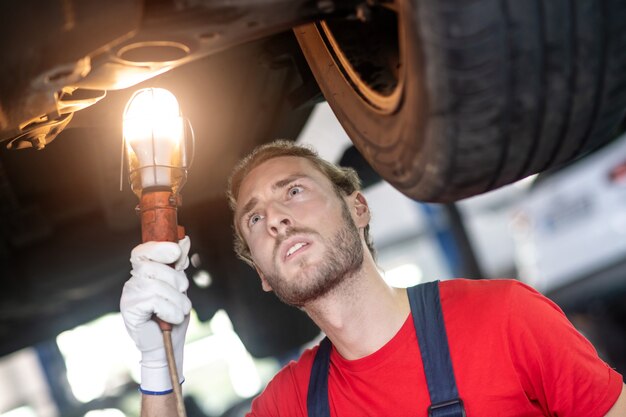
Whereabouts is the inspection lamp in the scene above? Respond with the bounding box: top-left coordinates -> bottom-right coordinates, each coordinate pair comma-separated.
123,87 -> 191,417
123,87 -> 189,243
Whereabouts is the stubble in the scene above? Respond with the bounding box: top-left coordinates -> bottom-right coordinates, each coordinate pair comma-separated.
262,201 -> 364,307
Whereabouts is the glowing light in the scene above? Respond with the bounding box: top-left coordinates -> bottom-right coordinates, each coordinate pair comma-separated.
383,263 -> 423,288
213,311 -> 261,397
0,406 -> 36,417
84,409 -> 126,417
513,174 -> 538,190
123,88 -> 185,190
56,314 -> 139,403
192,270 -> 212,288
185,311 -> 261,399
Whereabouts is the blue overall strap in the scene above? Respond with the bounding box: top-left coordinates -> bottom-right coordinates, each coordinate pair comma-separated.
307,336 -> 332,417
408,281 -> 465,417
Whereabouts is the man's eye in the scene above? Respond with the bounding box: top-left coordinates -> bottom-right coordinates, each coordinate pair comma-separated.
288,185 -> 304,197
248,214 -> 263,227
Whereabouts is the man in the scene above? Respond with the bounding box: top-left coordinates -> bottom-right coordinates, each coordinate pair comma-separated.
121,140 -> 626,416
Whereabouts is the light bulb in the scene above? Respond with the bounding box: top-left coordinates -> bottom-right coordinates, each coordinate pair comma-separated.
123,88 -> 185,190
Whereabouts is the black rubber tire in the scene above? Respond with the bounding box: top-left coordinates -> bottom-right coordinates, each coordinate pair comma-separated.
294,0 -> 626,202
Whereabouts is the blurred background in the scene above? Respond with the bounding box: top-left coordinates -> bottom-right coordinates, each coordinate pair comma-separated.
1,100 -> 624,417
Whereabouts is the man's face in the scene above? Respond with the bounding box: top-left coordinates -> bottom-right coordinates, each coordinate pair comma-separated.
235,156 -> 365,307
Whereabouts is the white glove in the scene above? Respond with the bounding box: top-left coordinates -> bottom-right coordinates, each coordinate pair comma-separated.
120,236 -> 192,394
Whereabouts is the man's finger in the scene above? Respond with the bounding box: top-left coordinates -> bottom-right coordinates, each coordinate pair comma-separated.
175,236 -> 191,271
122,277 -> 192,322
131,261 -> 189,292
131,241 -> 182,265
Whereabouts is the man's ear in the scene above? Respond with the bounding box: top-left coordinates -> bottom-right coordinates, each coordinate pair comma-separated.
348,191 -> 370,229
254,265 -> 273,292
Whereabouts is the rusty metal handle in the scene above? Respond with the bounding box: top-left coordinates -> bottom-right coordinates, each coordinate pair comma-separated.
139,189 -> 187,417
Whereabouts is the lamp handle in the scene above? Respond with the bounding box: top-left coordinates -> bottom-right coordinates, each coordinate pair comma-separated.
139,190 -> 185,331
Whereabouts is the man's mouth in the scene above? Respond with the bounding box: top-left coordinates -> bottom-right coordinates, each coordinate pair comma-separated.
287,242 -> 308,258
276,230 -> 316,262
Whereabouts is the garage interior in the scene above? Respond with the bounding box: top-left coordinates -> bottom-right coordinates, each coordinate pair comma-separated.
1,1 -> 625,416
1,97 -> 625,416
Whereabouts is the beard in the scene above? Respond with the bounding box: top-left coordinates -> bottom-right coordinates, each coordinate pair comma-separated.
260,201 -> 364,307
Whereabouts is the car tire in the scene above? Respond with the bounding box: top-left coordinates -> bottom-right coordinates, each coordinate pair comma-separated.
294,0 -> 626,202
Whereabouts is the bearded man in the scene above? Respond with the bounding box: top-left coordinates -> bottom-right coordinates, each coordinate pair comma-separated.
121,140 -> 625,417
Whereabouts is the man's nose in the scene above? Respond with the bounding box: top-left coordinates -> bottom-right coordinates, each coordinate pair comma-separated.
266,203 -> 292,237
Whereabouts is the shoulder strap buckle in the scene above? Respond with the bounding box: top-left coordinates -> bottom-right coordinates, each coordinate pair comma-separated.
428,398 -> 466,417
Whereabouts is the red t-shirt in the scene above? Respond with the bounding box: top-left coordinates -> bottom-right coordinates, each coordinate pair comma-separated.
247,279 -> 623,417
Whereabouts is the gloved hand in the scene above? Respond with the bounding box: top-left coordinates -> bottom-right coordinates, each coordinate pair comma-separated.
120,236 -> 192,394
